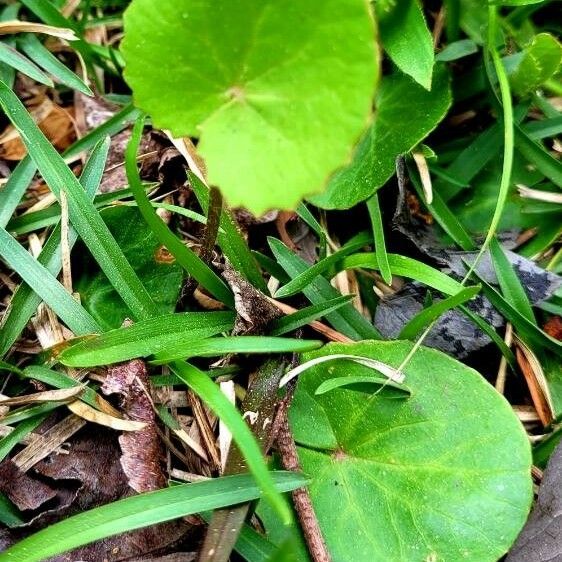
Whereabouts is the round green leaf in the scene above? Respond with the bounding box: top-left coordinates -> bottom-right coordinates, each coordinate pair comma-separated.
289,341 -> 532,562
309,66 -> 451,209
122,0 -> 378,215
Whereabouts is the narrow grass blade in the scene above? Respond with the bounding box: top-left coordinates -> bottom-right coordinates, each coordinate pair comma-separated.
56,311 -> 235,367
399,285 -> 481,339
126,119 -> 233,306
0,156 -> 35,228
0,472 -> 305,562
270,295 -> 354,336
0,42 -> 53,86
189,172 -> 267,293
366,193 -> 392,284
315,375 -> 409,397
0,227 -> 98,335
0,414 -> 46,463
151,336 -> 323,364
274,232 -> 372,298
18,33 -> 92,95
0,138 -> 108,357
269,238 -> 381,341
0,81 -> 158,321
489,238 -> 536,324
170,362 -> 293,523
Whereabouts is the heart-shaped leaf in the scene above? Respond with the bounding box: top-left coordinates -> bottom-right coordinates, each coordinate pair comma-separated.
310,66 -> 451,209
122,0 -> 378,214
290,341 -> 532,562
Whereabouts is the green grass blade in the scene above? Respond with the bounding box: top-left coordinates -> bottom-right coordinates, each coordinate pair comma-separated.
151,336 -> 323,364
18,33 -> 93,95
0,472 -> 305,562
399,285 -> 481,339
0,415 -> 46,464
0,226 -> 98,335
0,42 -> 53,86
0,81 -> 158,321
0,156 -> 35,228
170,362 -> 293,524
269,295 -> 355,336
269,238 -> 381,340
0,138 -> 108,357
366,193 -> 392,284
274,232 -> 372,298
189,172 -> 267,293
489,238 -> 536,324
126,119 -> 233,306
57,311 -> 235,367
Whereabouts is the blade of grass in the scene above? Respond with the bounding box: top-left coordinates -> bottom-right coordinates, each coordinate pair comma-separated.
0,226 -> 98,334
189,172 -> 267,293
269,295 -> 354,336
0,414 -> 47,463
0,81 -> 158,321
0,471 -> 305,562
0,42 -> 53,86
0,137 -> 108,357
126,119 -> 233,306
366,193 -> 392,284
56,311 -> 235,367
399,285 -> 481,339
170,361 -> 293,524
0,156 -> 35,228
269,238 -> 381,340
151,336 -> 323,364
489,238 -> 536,324
18,33 -> 92,95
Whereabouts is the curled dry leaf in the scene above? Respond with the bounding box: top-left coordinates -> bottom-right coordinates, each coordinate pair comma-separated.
0,21 -> 78,40
67,400 -> 146,431
0,386 -> 83,406
102,359 -> 167,492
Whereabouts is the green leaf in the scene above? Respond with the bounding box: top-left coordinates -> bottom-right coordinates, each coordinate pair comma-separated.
489,238 -> 536,324
170,362 -> 293,523
310,67 -> 451,209
18,33 -> 93,95
399,285 -> 481,339
0,227 -> 98,335
56,311 -> 235,367
509,33 -> 562,97
366,193 -> 392,284
73,206 -> 183,330
0,82 -> 158,321
269,238 -> 381,341
0,138 -> 108,358
151,336 -> 323,364
126,118 -> 233,306
376,0 -> 434,89
121,0 -> 378,214
0,157 -> 36,229
0,472 -> 306,562
0,42 -> 53,86
290,341 -> 532,562
314,374 -> 410,398
436,39 -> 478,61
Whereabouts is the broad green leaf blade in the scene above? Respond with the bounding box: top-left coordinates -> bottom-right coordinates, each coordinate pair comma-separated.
399,285 -> 481,339
0,82 -> 158,321
509,33 -> 562,97
0,156 -> 35,228
56,312 -> 235,367
270,295 -> 355,336
18,33 -> 93,95
290,341 -> 532,562
171,362 -> 293,523
376,0 -> 434,89
489,238 -> 535,324
126,118 -> 234,306
73,206 -> 183,330
0,227 -> 98,335
0,138 -> 108,358
310,67 -> 451,209
151,336 -> 323,364
0,472 -> 306,562
0,42 -> 53,86
122,0 -> 378,214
